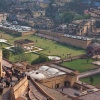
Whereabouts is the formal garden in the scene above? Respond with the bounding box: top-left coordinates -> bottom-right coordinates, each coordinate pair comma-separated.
0,31 -> 86,64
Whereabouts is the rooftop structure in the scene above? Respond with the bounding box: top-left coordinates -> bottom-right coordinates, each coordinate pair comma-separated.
14,39 -> 34,45
26,65 -> 66,80
63,34 -> 91,41
87,42 -> 100,57
14,39 -> 34,50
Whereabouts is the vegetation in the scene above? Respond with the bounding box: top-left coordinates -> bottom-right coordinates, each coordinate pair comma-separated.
0,33 -> 85,58
14,53 -> 32,62
0,32 -> 85,63
80,74 -> 100,86
74,14 -> 91,20
89,76 -> 94,85
3,49 -> 10,59
13,46 -> 24,54
31,55 -> 50,64
9,52 -> 39,63
61,59 -> 98,72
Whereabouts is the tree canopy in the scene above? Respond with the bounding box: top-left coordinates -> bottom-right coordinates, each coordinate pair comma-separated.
31,55 -> 50,64
3,49 -> 10,59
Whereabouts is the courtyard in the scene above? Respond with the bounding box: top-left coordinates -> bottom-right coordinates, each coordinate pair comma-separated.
0,32 -> 85,63
61,59 -> 98,72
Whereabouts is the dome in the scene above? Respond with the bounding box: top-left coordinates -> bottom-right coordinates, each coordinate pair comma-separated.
47,68 -> 59,74
30,71 -> 46,80
39,66 -> 49,71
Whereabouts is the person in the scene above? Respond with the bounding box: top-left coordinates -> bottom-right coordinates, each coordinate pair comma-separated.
5,77 -> 10,87
0,83 -> 4,94
17,73 -> 20,81
62,88 -> 63,91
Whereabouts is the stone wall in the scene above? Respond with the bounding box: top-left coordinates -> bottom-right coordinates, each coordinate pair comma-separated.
10,77 -> 28,100
38,74 -> 77,88
39,30 -> 92,49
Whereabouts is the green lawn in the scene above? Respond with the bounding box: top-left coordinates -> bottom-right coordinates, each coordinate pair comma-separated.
61,59 -> 98,72
9,52 -> 39,63
0,32 -> 85,63
7,35 -> 85,58
80,74 -> 100,86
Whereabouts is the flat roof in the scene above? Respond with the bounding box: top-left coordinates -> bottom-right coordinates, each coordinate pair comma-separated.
14,39 -> 34,44
26,65 -> 66,80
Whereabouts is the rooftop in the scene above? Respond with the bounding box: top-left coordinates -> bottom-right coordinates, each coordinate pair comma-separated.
62,34 -> 92,41
26,65 -> 66,80
14,39 -> 34,44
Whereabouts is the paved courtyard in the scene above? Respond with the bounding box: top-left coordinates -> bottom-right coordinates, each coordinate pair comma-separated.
79,90 -> 100,100
57,87 -> 81,97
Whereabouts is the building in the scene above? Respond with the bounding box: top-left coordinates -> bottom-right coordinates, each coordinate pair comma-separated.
39,30 -> 92,49
26,65 -> 78,88
14,39 -> 34,50
55,0 -> 72,3
33,10 -> 45,18
86,42 -> 100,57
12,62 -> 31,72
89,8 -> 100,18
0,13 -> 7,22
37,0 -> 50,8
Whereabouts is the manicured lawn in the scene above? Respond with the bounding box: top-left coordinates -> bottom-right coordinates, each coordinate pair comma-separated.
80,74 -> 100,86
7,35 -> 85,58
61,59 -> 98,72
0,32 -> 85,62
9,52 -> 39,63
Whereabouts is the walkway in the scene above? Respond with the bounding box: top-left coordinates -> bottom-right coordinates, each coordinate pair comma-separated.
78,68 -> 100,78
50,64 -> 73,73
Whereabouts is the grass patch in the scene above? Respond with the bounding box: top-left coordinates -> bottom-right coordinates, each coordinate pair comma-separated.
0,32 -> 85,61
9,52 -> 39,64
7,35 -> 85,58
80,74 -> 100,86
61,59 -> 98,72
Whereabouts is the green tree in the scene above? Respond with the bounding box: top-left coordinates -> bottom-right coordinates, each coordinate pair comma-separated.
89,76 -> 94,85
14,46 -> 24,54
31,55 -> 50,64
62,12 -> 74,23
3,49 -> 10,59
14,53 -> 32,62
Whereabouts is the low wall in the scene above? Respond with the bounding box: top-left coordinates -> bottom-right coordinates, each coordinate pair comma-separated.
10,77 -> 28,100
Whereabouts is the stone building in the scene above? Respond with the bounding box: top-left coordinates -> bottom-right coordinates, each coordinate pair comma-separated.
86,42 -> 100,57
26,65 -> 78,88
14,39 -> 34,50
0,13 -> 7,22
